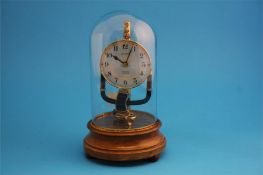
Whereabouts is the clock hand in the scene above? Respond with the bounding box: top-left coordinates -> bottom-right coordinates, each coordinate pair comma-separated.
112,55 -> 126,64
125,46 -> 134,64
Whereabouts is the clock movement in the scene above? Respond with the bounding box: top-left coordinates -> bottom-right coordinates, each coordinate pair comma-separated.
83,12 -> 166,161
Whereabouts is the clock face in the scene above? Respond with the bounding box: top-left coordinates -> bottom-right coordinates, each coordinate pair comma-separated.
100,40 -> 151,89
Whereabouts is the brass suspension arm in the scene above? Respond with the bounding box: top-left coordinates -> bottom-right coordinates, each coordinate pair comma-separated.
127,75 -> 152,105
100,74 -> 152,105
100,75 -> 116,104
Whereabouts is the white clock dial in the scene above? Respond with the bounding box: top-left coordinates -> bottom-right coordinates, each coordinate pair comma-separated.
100,40 -> 151,89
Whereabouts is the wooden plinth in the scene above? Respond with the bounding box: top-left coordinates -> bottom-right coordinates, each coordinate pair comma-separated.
83,119 -> 166,161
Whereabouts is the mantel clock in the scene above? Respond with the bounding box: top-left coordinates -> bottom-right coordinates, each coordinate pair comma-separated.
83,12 -> 166,161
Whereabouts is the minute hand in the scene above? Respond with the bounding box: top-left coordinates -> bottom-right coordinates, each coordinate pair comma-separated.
125,46 -> 134,64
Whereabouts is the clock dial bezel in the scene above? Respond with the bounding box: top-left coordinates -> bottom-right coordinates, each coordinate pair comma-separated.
100,39 -> 152,89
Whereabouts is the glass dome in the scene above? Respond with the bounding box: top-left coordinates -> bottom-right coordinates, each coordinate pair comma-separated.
89,11 -> 157,130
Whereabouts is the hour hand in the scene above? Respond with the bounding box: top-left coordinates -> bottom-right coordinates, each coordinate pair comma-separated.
112,55 -> 125,64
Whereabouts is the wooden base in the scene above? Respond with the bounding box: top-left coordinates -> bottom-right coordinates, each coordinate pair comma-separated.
83,119 -> 166,161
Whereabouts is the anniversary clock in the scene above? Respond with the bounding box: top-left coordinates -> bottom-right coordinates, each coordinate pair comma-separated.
84,12 -> 166,161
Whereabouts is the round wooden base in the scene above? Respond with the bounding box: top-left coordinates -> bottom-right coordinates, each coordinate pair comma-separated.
83,119 -> 166,161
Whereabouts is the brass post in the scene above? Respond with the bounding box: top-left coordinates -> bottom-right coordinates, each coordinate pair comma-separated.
123,21 -> 131,40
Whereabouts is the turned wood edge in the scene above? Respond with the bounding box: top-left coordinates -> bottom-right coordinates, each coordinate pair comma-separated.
87,119 -> 162,136
84,134 -> 166,153
83,137 -> 166,161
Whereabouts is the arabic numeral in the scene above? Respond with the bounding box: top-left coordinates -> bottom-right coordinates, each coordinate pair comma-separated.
104,62 -> 109,67
114,46 -> 118,51
133,78 -> 138,84
123,44 -> 128,49
106,53 -> 112,57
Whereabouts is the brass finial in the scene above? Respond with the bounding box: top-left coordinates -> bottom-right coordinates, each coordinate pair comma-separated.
123,21 -> 131,40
